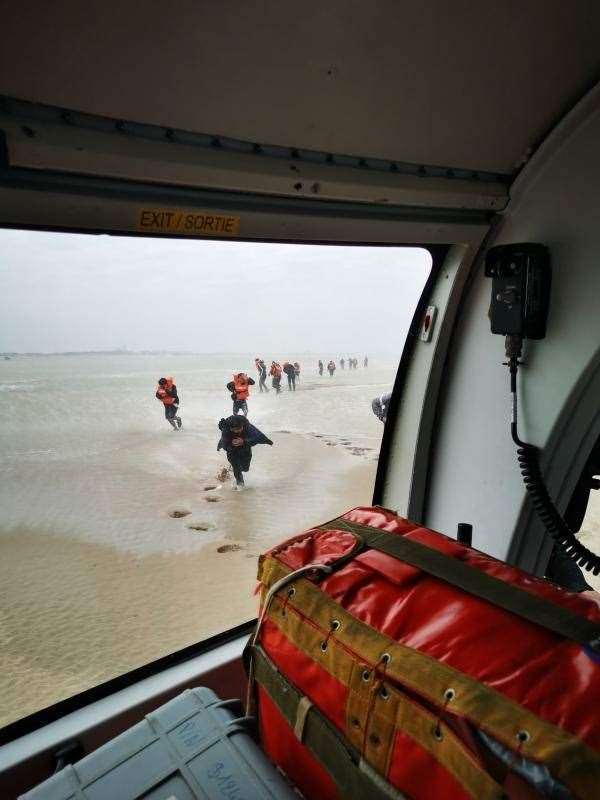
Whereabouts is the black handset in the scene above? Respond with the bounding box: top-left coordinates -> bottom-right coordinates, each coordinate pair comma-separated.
484,243 -> 551,340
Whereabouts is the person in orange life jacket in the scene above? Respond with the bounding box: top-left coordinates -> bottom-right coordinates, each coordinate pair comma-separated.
217,415 -> 273,489
254,358 -> 268,393
155,377 -> 182,430
282,361 -> 296,391
327,360 -> 336,376
269,361 -> 282,394
226,372 -> 255,416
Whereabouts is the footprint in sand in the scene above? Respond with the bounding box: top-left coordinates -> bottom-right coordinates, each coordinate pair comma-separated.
203,485 -> 217,491
205,495 -> 221,503
187,521 -> 215,532
217,544 -> 242,553
168,509 -> 191,518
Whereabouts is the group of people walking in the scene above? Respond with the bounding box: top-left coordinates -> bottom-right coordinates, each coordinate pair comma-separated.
341,356 -> 366,370
154,353 -> 370,489
254,358 -> 301,394
154,370 -> 273,489
318,356 -> 368,376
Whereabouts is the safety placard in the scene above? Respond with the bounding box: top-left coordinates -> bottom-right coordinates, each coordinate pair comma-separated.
136,208 -> 240,236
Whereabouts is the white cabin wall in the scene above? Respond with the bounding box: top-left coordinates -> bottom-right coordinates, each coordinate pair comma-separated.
424,95 -> 600,563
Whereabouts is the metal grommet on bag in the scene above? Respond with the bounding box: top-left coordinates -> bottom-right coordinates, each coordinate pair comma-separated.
320,641 -> 328,653
361,669 -> 371,682
330,619 -> 341,631
443,688 -> 455,702
379,686 -> 390,700
516,729 -> 530,744
432,725 -> 444,742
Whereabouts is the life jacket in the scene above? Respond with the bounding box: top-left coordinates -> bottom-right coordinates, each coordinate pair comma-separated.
233,373 -> 250,400
270,363 -> 282,378
156,377 -> 176,405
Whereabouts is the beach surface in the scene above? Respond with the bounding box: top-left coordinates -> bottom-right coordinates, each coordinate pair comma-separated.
4,352 -> 599,730
0,354 -> 389,727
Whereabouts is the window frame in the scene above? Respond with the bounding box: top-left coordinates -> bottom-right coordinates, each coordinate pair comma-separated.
0,224 -> 445,744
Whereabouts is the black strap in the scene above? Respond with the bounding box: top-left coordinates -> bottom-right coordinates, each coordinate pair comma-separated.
252,645 -> 406,800
324,518 -> 600,652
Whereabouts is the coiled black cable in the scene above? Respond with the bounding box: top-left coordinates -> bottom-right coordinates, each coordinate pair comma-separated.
509,347 -> 600,575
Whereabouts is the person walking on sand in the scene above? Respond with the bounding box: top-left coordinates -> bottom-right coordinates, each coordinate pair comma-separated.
217,414 -> 273,490
318,359 -> 324,376
283,361 -> 296,391
294,362 -> 301,383
270,361 -> 283,393
364,355 -> 369,368
255,358 -> 269,393
155,377 -> 182,430
327,360 -> 336,377
340,357 -> 345,370
227,372 -> 255,416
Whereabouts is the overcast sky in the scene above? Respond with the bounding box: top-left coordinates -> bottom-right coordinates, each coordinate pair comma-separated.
0,230 -> 431,353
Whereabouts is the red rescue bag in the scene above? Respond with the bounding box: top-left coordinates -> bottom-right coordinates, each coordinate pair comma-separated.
248,507 -> 600,800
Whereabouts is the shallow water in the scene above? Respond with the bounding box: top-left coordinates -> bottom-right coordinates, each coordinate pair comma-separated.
0,353 -> 395,726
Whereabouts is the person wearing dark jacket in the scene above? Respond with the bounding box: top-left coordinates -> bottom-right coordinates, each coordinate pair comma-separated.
217,415 -> 273,489
255,358 -> 269,392
318,360 -> 323,376
226,372 -> 255,416
372,392 -> 392,423
283,361 -> 296,391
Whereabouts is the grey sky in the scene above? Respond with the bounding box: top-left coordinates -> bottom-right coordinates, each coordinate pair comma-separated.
0,230 -> 430,353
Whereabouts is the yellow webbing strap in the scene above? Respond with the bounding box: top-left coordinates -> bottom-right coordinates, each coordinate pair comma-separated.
253,645 -> 406,800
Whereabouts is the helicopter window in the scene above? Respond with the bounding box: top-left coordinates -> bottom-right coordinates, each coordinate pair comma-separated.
0,228 -> 431,731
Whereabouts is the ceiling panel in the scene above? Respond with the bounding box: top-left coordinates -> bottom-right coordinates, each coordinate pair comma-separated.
1,1 -> 600,173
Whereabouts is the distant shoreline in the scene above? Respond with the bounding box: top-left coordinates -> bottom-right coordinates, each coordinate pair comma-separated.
1,351 -> 218,357
1,350 -> 389,358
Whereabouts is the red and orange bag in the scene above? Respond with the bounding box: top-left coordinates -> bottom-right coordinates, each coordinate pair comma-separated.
248,507 -> 600,799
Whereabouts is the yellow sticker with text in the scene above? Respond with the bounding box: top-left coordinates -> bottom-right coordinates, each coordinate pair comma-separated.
136,208 -> 240,236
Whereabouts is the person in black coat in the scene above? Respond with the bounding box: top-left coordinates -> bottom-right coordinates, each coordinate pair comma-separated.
282,361 -> 296,391
371,392 -> 392,423
217,415 -> 273,489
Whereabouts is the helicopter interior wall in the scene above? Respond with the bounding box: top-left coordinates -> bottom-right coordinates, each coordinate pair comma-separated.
419,88 -> 600,571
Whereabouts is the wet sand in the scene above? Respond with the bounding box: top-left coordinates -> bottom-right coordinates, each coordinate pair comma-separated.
0,433 -> 376,728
